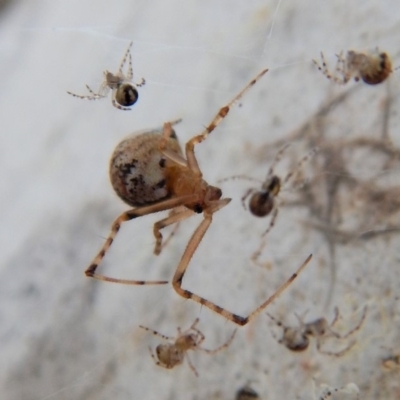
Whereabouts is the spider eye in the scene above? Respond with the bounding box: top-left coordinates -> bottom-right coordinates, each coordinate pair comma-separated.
116,84 -> 139,107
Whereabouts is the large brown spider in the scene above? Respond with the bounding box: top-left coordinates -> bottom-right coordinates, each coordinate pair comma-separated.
139,318 -> 236,376
85,68 -> 313,325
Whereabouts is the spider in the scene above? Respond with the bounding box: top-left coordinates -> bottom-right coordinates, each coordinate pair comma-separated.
85,68 -> 313,326
313,49 -> 393,85
220,144 -> 316,266
267,306 -> 367,356
236,384 -> 260,400
139,318 -> 236,376
67,41 -> 145,110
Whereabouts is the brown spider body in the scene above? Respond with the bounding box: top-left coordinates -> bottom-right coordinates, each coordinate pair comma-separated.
110,128 -> 182,207
267,306 -> 367,356
248,175 -> 280,217
165,165 -> 223,213
347,50 -> 392,85
140,318 -> 236,376
314,49 -> 393,85
86,69 -> 313,326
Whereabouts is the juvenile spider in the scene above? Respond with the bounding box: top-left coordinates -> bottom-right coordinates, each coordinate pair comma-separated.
313,49 -> 393,85
139,318 -> 236,376
85,68 -> 313,326
267,306 -> 367,356
220,144 -> 316,266
67,41 -> 145,110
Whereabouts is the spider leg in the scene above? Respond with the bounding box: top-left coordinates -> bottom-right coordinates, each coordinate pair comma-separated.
185,69 -> 268,174
250,208 -> 279,267
265,143 -> 291,182
339,306 -> 367,339
158,206 -> 186,254
316,338 -> 356,357
199,329 -> 237,354
282,147 -> 318,185
85,194 -> 199,285
136,76 -> 146,87
67,83 -> 109,100
139,326 -> 175,341
241,188 -> 257,210
172,206 -> 312,325
66,90 -> 103,101
334,51 -> 351,84
148,346 -> 159,365
153,208 -> 195,255
189,318 -> 200,330
127,51 -> 133,80
313,52 -> 331,79
160,122 -> 189,167
85,84 -> 103,97
119,41 -> 133,74
185,353 -> 199,376
330,307 -> 340,326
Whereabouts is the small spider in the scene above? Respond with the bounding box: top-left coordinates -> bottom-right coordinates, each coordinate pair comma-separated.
85,68 -> 313,326
235,384 -> 260,400
139,318 -> 236,376
267,306 -> 367,356
220,144 -> 316,266
67,41 -> 145,110
313,49 -> 393,85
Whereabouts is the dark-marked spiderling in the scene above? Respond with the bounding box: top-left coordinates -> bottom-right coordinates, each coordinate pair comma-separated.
313,49 -> 393,85
220,144 -> 316,266
67,41 -> 145,110
139,318 -> 236,376
267,306 -> 367,356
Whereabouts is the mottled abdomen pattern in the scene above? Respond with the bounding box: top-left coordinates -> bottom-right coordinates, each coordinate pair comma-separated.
110,129 -> 182,207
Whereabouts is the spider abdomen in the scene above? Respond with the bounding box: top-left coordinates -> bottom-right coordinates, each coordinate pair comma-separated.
115,83 -> 139,107
358,51 -> 393,85
249,192 -> 274,217
110,130 -> 182,207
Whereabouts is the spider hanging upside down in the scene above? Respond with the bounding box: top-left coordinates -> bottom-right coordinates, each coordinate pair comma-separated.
267,306 -> 367,356
139,318 -> 236,376
85,68 -> 313,326
67,41 -> 145,110
219,143 -> 317,267
313,49 -> 394,85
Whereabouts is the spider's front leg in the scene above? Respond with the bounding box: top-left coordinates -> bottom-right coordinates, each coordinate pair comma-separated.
152,208 -> 195,255
85,196 -> 197,285
173,222 -> 312,326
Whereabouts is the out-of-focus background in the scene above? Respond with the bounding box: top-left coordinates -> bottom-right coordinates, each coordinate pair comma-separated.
1,1 -> 400,399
